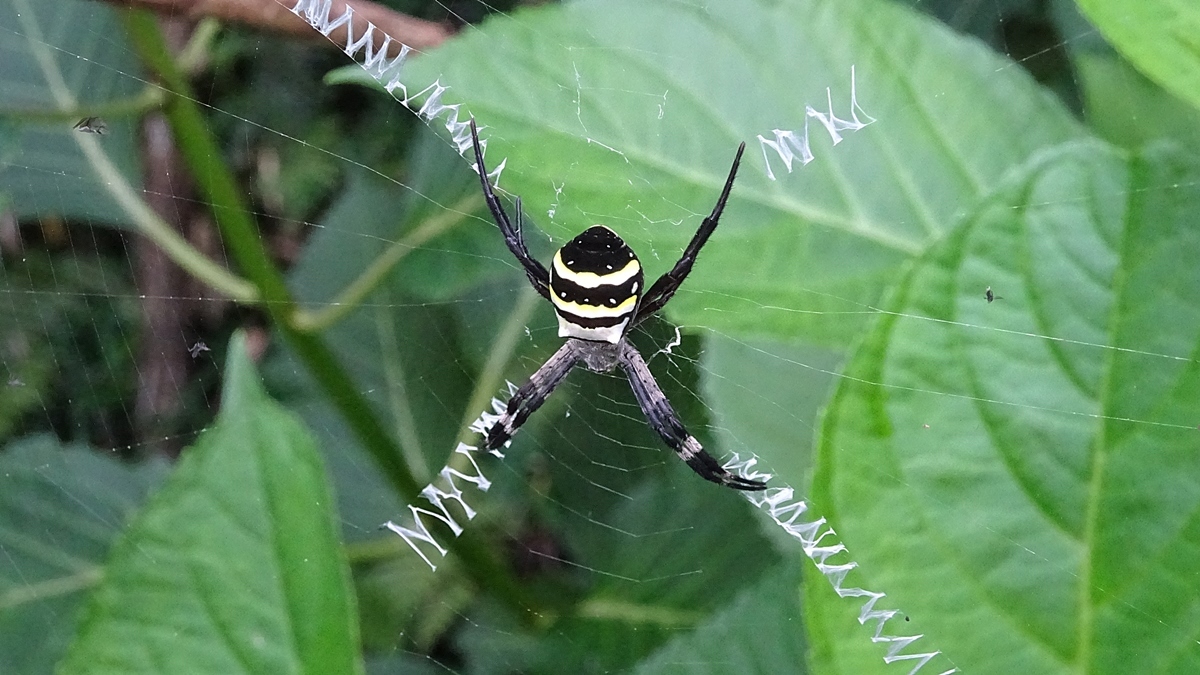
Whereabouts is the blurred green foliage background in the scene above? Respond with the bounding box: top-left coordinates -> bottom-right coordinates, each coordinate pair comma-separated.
1,0 -> 1198,673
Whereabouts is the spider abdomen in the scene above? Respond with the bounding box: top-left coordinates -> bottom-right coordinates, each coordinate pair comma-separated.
549,225 -> 644,344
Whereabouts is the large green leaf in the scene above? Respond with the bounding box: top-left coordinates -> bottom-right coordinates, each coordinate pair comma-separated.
634,562 -> 807,675
0,0 -> 143,226
396,0 -> 1082,344
61,333 -> 363,675
452,479 -> 780,674
1077,0 -> 1200,114
702,334 -> 841,485
810,141 -> 1200,673
0,436 -> 167,674
1076,52 -> 1200,153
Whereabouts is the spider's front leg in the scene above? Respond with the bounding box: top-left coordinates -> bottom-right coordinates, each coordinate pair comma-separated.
617,341 -> 767,491
485,341 -> 581,451
634,141 -> 745,325
468,118 -> 552,300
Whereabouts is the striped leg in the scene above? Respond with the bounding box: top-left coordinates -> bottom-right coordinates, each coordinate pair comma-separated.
633,142 -> 745,325
617,341 -> 766,491
469,118 -> 552,300
485,341 -> 581,452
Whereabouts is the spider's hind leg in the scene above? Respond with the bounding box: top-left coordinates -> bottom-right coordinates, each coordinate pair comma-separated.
484,340 -> 581,452
617,341 -> 767,491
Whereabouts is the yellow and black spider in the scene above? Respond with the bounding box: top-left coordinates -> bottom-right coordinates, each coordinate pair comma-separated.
469,119 -> 765,491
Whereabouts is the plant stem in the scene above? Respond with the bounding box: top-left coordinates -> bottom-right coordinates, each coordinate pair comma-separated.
118,7 -> 538,616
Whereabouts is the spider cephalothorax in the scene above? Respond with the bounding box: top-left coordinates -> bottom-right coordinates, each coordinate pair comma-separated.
469,119 -> 765,491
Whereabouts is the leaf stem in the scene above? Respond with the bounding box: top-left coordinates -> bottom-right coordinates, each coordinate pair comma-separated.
293,193 -> 481,332
0,567 -> 102,610
575,597 -> 702,627
0,86 -> 164,125
13,0 -> 254,302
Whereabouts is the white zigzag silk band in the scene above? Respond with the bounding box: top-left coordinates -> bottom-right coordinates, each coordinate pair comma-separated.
384,380 -> 957,674
288,0 -> 871,184
381,384 -> 516,571
723,453 -> 958,675
287,0 -> 507,181
757,66 -> 876,180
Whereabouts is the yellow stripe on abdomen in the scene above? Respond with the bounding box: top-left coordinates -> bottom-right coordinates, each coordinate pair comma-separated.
550,293 -> 637,319
553,250 -> 641,288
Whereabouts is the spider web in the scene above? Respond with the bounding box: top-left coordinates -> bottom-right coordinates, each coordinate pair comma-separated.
1,0 -> 1199,673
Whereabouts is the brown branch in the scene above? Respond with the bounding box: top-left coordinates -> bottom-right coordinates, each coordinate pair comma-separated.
134,18 -> 199,458
102,0 -> 454,52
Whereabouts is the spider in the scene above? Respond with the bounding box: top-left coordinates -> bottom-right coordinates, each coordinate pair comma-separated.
469,119 -> 766,491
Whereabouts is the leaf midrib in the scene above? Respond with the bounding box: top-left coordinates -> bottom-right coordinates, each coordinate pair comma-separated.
1074,154 -> 1133,675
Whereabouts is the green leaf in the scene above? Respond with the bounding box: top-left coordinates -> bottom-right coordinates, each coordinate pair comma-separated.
634,562 -> 807,675
701,334 -> 841,486
0,0 -> 144,226
0,436 -> 166,674
61,333 -> 363,675
455,478 -> 776,674
353,548 -> 472,655
1077,0 -> 1200,114
402,0 -> 1082,344
289,127 -> 513,309
810,141 -> 1200,673
1076,52 -> 1200,152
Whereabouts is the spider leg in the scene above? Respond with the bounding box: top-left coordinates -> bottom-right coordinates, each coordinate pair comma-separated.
617,341 -> 767,491
633,142 -> 746,325
485,341 -> 581,452
469,118 -> 552,300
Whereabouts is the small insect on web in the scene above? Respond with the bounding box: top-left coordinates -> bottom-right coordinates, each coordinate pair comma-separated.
72,116 -> 106,134
468,118 -> 766,491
